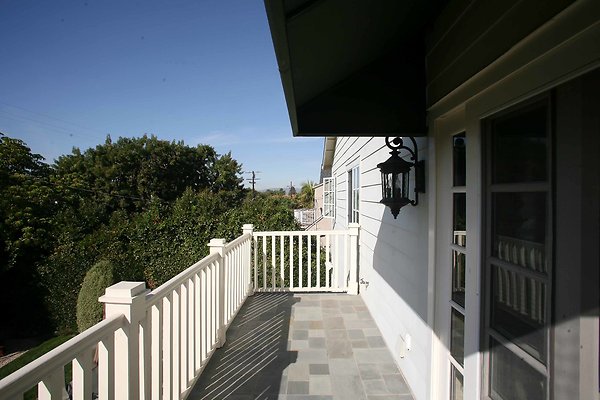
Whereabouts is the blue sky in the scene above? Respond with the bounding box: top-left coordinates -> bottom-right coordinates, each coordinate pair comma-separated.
0,0 -> 322,190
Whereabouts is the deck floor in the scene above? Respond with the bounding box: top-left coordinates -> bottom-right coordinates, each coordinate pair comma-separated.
188,293 -> 414,400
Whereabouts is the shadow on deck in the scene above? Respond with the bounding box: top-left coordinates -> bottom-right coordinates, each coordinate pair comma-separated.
188,293 -> 413,400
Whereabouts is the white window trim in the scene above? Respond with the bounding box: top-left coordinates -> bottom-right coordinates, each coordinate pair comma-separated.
348,165 -> 360,224
322,177 -> 335,219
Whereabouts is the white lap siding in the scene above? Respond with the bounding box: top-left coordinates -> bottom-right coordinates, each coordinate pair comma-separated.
330,136 -> 431,400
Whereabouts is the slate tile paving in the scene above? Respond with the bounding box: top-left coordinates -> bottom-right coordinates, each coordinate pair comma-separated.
188,293 -> 414,400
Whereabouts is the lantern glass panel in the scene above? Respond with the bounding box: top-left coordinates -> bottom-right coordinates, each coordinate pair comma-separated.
381,172 -> 389,199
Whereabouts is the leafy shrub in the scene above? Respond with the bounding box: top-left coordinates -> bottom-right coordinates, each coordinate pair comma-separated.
76,260 -> 115,333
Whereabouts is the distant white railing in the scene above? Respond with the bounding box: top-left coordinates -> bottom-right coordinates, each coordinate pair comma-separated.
0,224 -> 255,400
0,223 -> 360,399
293,208 -> 316,227
252,223 -> 359,294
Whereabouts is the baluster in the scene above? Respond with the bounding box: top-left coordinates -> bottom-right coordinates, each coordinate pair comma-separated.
308,234 -> 312,288
497,267 -> 504,305
207,264 -> 213,350
194,273 -> 201,371
225,253 -> 230,325
180,282 -> 188,391
229,252 -> 234,318
200,268 -> 207,363
326,234 -> 330,288
519,275 -> 527,315
344,233 -> 349,290
271,235 -> 276,289
208,262 -> 219,351
140,312 -> 151,399
187,277 -> 195,383
38,368 -> 64,400
232,249 -> 237,311
151,303 -> 162,400
299,234 -> 303,289
161,295 -> 172,400
98,331 -> 114,400
172,288 -> 180,400
280,234 -> 284,286
253,236 -> 258,291
72,349 -> 93,400
334,235 -> 339,289
262,237 -> 267,290
348,224 -> 359,294
317,235 -> 321,288
290,235 -> 294,289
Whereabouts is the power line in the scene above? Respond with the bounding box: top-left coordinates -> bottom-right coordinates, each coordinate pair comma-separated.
0,101 -> 109,143
11,173 -> 149,203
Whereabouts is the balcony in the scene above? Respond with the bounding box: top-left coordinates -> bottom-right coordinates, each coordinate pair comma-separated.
0,223 -> 411,400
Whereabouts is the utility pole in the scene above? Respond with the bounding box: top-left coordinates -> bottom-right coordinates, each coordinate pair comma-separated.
244,171 -> 261,198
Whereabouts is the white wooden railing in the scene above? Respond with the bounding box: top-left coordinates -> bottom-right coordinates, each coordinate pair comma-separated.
252,223 -> 359,294
494,235 -> 547,324
0,223 -> 360,399
293,208 -> 316,227
0,224 -> 255,400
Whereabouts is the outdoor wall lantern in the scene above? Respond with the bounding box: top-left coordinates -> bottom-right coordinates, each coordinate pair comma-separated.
377,137 -> 425,219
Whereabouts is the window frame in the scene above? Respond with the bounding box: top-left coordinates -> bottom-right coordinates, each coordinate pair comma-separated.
322,177 -> 336,219
481,95 -> 553,400
348,165 -> 360,224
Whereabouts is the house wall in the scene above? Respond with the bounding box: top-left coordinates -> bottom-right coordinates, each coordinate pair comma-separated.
324,2 -> 600,399
426,1 -> 600,397
307,183 -> 332,231
330,136 -> 432,400
426,0 -> 575,106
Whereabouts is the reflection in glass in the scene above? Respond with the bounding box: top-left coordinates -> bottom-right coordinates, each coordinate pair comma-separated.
490,339 -> 545,400
491,105 -> 547,184
491,264 -> 546,362
492,192 -> 546,273
450,308 -> 465,367
453,133 -> 466,187
452,251 -> 466,308
453,193 -> 466,246
451,365 -> 464,400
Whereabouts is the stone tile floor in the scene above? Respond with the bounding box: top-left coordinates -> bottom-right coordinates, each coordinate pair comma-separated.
189,293 -> 414,400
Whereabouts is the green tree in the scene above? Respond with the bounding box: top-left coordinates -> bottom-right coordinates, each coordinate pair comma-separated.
76,260 -> 115,332
0,134 -> 57,271
0,134 -> 58,337
297,180 -> 316,208
53,134 -> 245,214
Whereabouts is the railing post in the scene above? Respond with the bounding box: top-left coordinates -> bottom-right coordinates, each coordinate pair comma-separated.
348,223 -> 360,295
99,281 -> 148,400
242,224 -> 255,295
209,238 -> 227,348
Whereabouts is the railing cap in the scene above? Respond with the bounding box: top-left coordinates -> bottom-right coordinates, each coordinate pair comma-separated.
209,238 -> 226,246
99,281 -> 147,304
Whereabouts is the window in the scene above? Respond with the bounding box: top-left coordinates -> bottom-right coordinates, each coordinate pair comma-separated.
323,177 -> 335,219
484,99 -> 551,400
449,132 -> 466,400
348,166 -> 359,223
